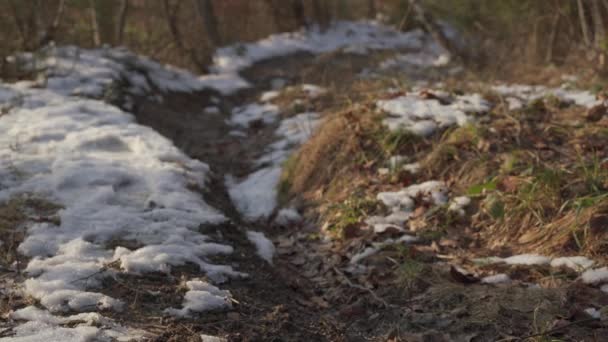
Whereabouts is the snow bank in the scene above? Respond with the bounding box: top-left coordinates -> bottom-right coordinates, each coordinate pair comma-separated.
366,181 -> 449,233
377,92 -> 490,136
165,279 -> 232,318
14,45 -> 249,97
230,103 -> 280,128
492,84 -> 600,109
582,267 -> 608,284
227,108 -> 320,221
246,231 -> 276,264
212,21 -> 425,74
7,306 -> 142,341
1,45 -> 244,338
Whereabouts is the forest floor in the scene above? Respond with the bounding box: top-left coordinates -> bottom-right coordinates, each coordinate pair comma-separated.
2,22 -> 608,342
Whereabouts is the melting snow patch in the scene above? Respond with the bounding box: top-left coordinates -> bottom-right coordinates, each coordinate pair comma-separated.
274,208 -> 302,226
229,112 -> 320,221
226,167 -> 282,221
448,196 -> 471,216
301,84 -> 326,98
246,231 -> 276,264
212,21 -> 425,74
481,274 -> 511,284
503,254 -> 551,265
368,181 -> 448,233
582,267 -> 608,284
230,103 -> 279,128
550,256 -> 595,271
260,90 -> 280,102
350,235 -> 417,264
584,308 -> 602,319
201,334 -> 228,342
7,306 -> 142,341
377,92 -> 490,136
165,280 -> 232,318
492,84 -> 600,109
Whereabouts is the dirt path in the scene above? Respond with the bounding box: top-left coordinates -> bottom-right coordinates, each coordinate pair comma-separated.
126,51 -> 608,342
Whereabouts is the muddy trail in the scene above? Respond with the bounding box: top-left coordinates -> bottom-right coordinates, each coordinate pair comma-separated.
4,22 -> 608,342
123,48 -> 608,341
127,51 -> 446,341
129,53 -> 361,341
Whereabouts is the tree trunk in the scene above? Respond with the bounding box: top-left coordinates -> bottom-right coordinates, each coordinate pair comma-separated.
195,0 -> 221,47
312,0 -> 330,31
116,0 -> 129,45
591,0 -> 606,68
163,0 -> 208,72
408,0 -> 462,62
89,0 -> 101,46
545,12 -> 561,63
577,0 -> 591,46
292,0 -> 306,28
367,0 -> 376,20
38,0 -> 66,48
591,0 -> 606,47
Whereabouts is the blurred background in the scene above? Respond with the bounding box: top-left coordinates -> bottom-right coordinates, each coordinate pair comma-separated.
0,1 -> 605,77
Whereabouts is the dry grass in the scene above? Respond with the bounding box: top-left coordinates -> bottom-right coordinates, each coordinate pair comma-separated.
0,195 -> 61,267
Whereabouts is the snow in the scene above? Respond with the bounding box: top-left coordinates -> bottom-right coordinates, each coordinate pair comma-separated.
201,335 -> 227,342
350,235 -> 417,264
13,46 -> 250,98
7,306 -> 142,341
584,308 -> 602,319
377,92 -> 490,136
165,280 -> 232,318
492,84 -> 601,109
0,45 -> 250,339
274,208 -> 302,226
226,167 -> 282,221
448,196 -> 471,216
227,105 -> 320,221
368,181 -> 448,233
246,231 -> 276,264
380,51 -> 450,69
229,103 -> 280,128
301,84 -> 326,98
481,274 -> 511,284
502,254 -> 551,265
212,21 -> 425,74
550,256 -> 595,271
582,267 -> 608,284
260,90 -> 280,102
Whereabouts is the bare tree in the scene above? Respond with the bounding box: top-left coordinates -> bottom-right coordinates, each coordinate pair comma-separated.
89,0 -> 101,46
408,0 -> 463,61
38,0 -> 66,48
194,0 -> 221,47
577,0 -> 591,46
265,0 -> 305,31
163,0 -> 208,72
312,0 -> 330,31
116,0 -> 129,45
367,0 -> 376,20
292,0 -> 306,28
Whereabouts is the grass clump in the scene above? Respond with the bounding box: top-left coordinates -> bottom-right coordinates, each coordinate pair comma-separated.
324,193 -> 384,237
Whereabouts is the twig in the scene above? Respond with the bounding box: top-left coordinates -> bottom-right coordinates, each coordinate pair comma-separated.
332,266 -> 393,308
